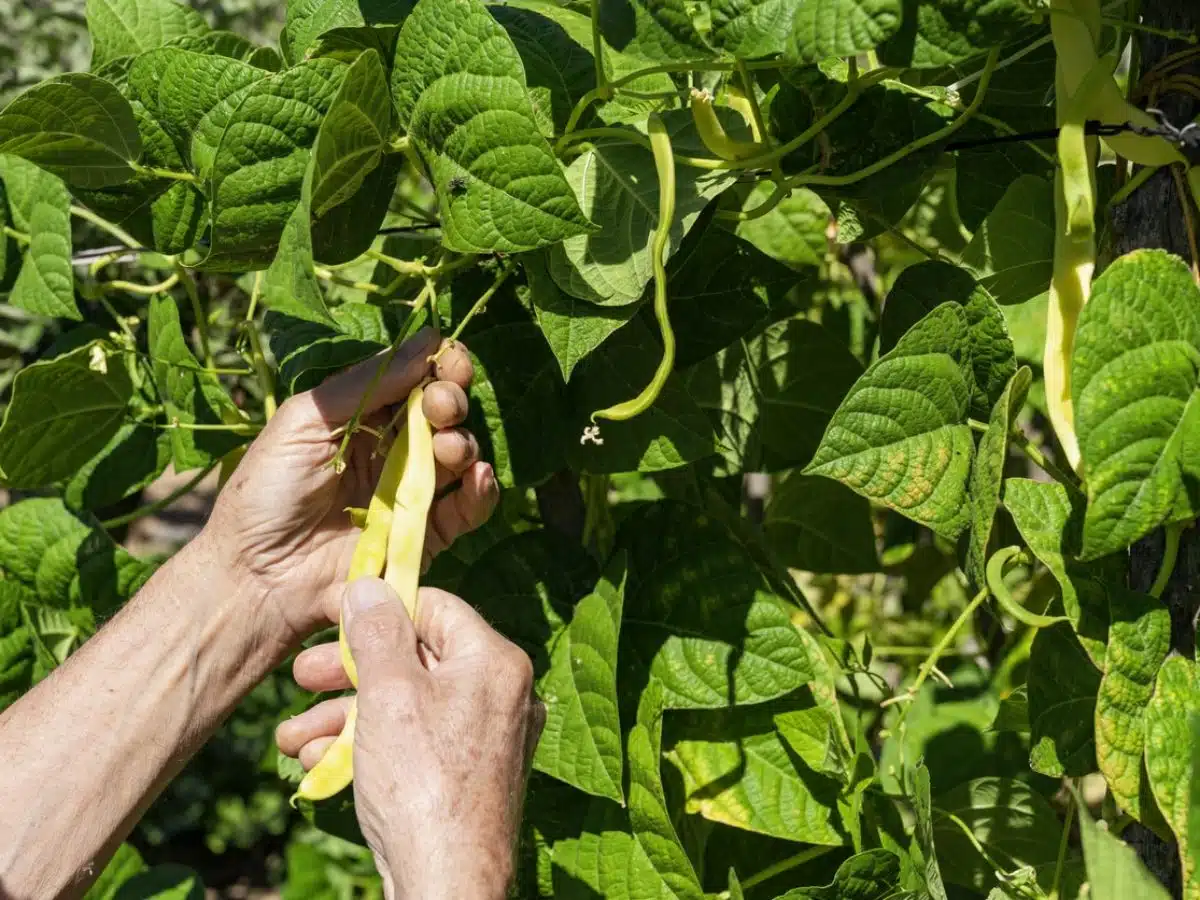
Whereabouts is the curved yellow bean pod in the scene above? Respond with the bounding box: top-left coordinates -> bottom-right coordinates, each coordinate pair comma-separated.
689,88 -> 766,162
293,701 -> 358,803
591,113 -> 677,423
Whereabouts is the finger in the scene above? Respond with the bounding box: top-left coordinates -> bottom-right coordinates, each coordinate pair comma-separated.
293,643 -> 354,693
423,381 -> 470,430
342,577 -> 423,686
432,428 -> 480,488
434,340 -> 473,389
308,328 -> 439,424
414,585 -> 504,662
276,696 -> 353,757
299,736 -> 339,772
423,462 -> 498,563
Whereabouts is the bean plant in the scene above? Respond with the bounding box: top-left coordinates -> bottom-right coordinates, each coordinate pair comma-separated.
0,0 -> 1198,896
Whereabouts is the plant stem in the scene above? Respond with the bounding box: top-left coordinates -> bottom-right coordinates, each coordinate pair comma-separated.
1008,429 -> 1082,492
96,293 -> 138,343
101,462 -> 220,530
1048,786 -> 1077,900
1150,522 -> 1185,599
130,162 -> 200,184
70,205 -> 141,249
590,0 -> 607,100
735,59 -> 768,142
245,321 -> 277,421
1108,163 -> 1158,208
442,261 -> 516,347
883,587 -> 988,712
174,260 -> 213,368
716,179 -> 789,222
3,225 -> 29,245
102,274 -> 180,295
315,266 -> 385,294
722,845 -> 836,897
164,420 -> 261,434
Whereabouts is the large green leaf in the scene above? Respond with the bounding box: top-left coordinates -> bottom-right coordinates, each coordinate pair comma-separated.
1072,249 -> 1200,559
708,0 -> 800,59
83,844 -> 147,900
1095,587 -> 1169,823
806,303 -> 974,539
616,501 -> 818,710
1002,478 -> 1108,667
547,123 -> 733,306
311,49 -> 391,218
1027,623 -> 1100,778
0,155 -> 77,319
966,367 -> 1030,587
961,174 -> 1055,307
86,0 -> 209,69
0,74 -> 141,188
526,252 -> 638,382
261,163 -> 334,326
880,260 -> 1016,419
598,0 -> 710,63
391,0 -> 590,253
776,849 -> 901,900
785,0 -> 902,64
147,294 -> 247,470
930,777 -> 1062,893
734,184 -> 829,269
112,864 -> 204,899
664,702 -> 846,844
909,763 -> 949,900
566,317 -> 719,474
63,423 -> 171,513
1144,655 -> 1200,893
268,304 -> 389,395
0,342 -> 133,489
0,498 -> 93,585
534,553 -> 627,803
205,58 -> 347,267
765,472 -> 878,574
880,0 -> 1035,69
1076,794 -> 1171,900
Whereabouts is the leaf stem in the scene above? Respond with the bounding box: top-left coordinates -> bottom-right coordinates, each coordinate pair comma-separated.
174,260 -> 213,369
101,461 -> 221,530
130,162 -> 200,184
3,225 -> 30,245
244,317 -> 277,421
441,260 -> 516,348
70,205 -> 141,250
162,420 -> 261,434
590,0 -> 607,101
735,59 -> 768,143
314,266 -> 388,294
723,845 -> 836,897
1149,522 -> 1185,599
1007,428 -> 1082,493
1048,784 -> 1077,900
102,274 -> 180,295
715,179 -> 789,222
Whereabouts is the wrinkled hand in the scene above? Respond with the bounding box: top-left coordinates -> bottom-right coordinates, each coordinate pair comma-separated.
277,579 -> 544,899
204,328 -> 497,644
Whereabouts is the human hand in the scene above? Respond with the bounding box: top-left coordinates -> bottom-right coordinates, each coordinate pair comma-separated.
202,328 -> 498,645
277,579 -> 544,899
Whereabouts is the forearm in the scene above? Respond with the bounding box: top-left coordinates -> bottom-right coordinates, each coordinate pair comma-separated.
0,531 -> 288,899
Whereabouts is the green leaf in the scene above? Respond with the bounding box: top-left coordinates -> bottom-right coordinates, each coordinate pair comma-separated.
547,122 -> 733,306
391,0 -> 591,253
148,294 -> 246,470
285,0 -> 411,62
526,252 -> 638,381
880,0 -> 1036,69
664,701 -> 846,844
205,58 -> 347,268
617,501 -> 819,710
83,844 -> 147,900
966,367 -> 1030,587
0,155 -> 77,319
566,316 -> 719,474
1027,623 -> 1100,778
268,304 -> 389,395
598,0 -> 710,63
1095,588 -> 1169,823
961,174 -> 1055,306
1076,792 -> 1172,900
1144,655 -> 1200,892
311,49 -> 391,218
708,0 -> 799,58
86,0 -> 209,69
805,303 -> 975,539
492,5 -> 598,136
127,49 -> 268,178
112,864 -> 204,900
777,849 -> 902,899
765,472 -> 878,574
0,498 -> 93,585
880,260 -> 1017,419
668,225 -> 795,368
910,763 -> 949,900
0,74 -> 142,188
734,185 -> 830,269
534,553 -> 627,803
991,685 -> 1029,733
785,0 -> 902,64
1072,249 -> 1200,559
931,777 -> 1062,893
1002,478 -> 1108,667
261,164 -> 334,326
0,342 -> 133,489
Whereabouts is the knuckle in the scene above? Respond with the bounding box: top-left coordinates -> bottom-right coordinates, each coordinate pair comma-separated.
497,642 -> 535,692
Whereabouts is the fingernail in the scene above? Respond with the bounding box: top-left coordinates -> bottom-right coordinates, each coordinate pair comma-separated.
344,578 -> 388,622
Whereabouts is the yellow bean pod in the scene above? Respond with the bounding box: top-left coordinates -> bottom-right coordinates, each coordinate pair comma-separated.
688,88 -> 766,162
293,386 -> 436,804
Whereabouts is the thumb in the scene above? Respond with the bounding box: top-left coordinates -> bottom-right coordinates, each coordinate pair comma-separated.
342,578 -> 419,685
